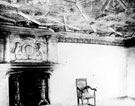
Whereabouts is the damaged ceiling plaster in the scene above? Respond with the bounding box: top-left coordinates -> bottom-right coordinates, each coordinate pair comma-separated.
0,0 -> 135,38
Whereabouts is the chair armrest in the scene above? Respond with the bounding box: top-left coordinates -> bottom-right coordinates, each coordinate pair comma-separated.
77,87 -> 83,93
82,86 -> 97,91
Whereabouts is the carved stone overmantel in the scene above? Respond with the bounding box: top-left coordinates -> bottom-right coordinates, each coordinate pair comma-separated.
0,25 -> 57,63
9,35 -> 48,62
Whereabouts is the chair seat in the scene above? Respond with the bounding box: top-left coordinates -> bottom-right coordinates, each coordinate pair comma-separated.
82,93 -> 94,99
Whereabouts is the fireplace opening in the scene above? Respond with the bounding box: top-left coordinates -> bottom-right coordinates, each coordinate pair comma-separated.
9,69 -> 50,106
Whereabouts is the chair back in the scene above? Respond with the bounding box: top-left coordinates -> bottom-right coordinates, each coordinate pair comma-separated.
76,78 -> 96,106
76,78 -> 88,94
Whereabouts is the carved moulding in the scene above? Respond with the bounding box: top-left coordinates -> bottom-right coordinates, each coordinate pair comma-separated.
10,35 -> 47,63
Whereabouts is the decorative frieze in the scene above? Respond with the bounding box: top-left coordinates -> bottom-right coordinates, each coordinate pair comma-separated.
57,34 -> 124,46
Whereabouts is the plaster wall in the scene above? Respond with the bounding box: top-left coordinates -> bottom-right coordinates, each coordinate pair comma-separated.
0,64 -> 10,106
49,43 -> 131,106
126,47 -> 135,97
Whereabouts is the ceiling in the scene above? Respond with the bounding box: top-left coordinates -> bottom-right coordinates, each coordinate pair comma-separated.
0,0 -> 135,38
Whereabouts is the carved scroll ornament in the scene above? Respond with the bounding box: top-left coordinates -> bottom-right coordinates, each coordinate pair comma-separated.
10,37 -> 47,62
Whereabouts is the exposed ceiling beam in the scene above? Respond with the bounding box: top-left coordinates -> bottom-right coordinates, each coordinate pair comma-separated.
0,15 -> 15,22
45,16 -> 81,30
101,0 -> 111,12
17,11 -> 41,25
63,15 -> 68,31
0,24 -> 55,36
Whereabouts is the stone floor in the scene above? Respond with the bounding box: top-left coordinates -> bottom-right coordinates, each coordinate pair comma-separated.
50,98 -> 135,106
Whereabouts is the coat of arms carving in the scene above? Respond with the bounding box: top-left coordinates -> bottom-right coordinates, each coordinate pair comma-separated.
10,36 -> 47,62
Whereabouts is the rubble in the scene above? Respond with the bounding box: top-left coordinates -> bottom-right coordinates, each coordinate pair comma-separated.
0,0 -> 134,38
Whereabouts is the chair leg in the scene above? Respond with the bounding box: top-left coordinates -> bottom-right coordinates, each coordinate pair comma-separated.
87,99 -> 89,105
77,98 -> 79,105
94,97 -> 96,106
94,92 -> 96,106
81,99 -> 83,106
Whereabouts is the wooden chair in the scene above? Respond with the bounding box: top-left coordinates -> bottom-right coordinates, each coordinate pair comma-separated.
76,78 -> 97,106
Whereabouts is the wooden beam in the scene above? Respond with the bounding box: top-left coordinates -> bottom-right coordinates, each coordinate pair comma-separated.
0,15 -> 15,22
45,16 -> 81,30
101,0 -> 127,12
17,11 -> 41,25
118,0 -> 127,11
101,0 -> 111,12
0,24 -> 55,36
63,15 -> 68,31
76,2 -> 88,20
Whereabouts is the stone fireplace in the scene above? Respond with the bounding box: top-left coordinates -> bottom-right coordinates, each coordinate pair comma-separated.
0,27 -> 57,106
8,64 -> 53,106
